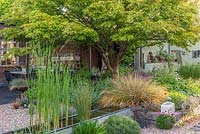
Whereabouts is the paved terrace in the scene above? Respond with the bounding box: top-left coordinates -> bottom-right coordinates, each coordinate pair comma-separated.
0,83 -> 21,105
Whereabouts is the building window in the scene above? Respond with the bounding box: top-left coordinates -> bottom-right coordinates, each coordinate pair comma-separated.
0,40 -> 18,65
192,50 -> 200,58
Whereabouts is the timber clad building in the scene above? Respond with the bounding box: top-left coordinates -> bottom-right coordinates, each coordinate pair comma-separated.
0,23 -> 101,82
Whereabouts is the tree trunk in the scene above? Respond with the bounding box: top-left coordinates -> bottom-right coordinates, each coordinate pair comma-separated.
97,42 -> 126,80
101,54 -> 120,79
110,61 -> 120,80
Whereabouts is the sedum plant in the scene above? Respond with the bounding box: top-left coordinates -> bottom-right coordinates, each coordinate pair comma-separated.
101,75 -> 168,108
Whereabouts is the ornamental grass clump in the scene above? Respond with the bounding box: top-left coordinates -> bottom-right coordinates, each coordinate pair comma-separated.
73,121 -> 107,134
71,79 -> 93,121
179,64 -> 200,79
101,75 -> 168,108
104,115 -> 141,134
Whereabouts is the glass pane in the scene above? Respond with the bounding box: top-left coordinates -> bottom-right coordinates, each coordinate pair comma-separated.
0,41 -> 16,65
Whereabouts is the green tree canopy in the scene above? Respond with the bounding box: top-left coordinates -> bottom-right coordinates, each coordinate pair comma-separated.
0,0 -> 200,78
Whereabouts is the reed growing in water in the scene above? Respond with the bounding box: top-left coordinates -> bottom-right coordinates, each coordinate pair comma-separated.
27,43 -> 70,133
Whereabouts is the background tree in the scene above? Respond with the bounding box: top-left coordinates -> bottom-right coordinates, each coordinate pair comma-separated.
0,0 -> 200,79
0,0 -> 13,16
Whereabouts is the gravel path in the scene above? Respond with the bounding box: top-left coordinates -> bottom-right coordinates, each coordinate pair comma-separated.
0,103 -> 32,133
142,120 -> 199,134
0,103 -> 200,134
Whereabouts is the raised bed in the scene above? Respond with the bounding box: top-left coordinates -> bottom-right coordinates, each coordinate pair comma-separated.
4,107 -> 133,134
54,107 -> 132,134
131,107 -> 185,128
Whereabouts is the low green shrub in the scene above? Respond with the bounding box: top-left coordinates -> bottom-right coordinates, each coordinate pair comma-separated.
73,121 -> 107,134
119,65 -> 132,75
104,115 -> 141,134
93,78 -> 112,106
75,67 -> 91,80
153,68 -> 177,85
153,69 -> 200,97
188,80 -> 200,97
168,79 -> 200,97
169,91 -> 188,110
101,69 -> 111,79
156,114 -> 176,129
179,64 -> 200,79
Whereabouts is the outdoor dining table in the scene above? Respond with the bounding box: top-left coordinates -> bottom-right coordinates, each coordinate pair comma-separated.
10,71 -> 27,79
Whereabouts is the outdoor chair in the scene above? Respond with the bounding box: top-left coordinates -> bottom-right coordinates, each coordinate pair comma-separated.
4,70 -> 13,84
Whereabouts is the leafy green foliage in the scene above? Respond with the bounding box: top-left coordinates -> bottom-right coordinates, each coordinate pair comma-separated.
169,91 -> 188,110
156,114 -> 176,129
119,65 -> 133,76
153,69 -> 200,111
73,121 -> 107,134
153,68 -> 177,85
93,78 -> 112,106
1,47 -> 31,61
76,68 -> 91,80
70,71 -> 112,107
1,0 -> 199,78
101,70 -> 111,79
168,79 -> 200,97
158,46 -> 176,62
121,46 -> 134,66
153,69 -> 200,97
0,0 -> 13,16
179,64 -> 200,79
104,115 -> 141,134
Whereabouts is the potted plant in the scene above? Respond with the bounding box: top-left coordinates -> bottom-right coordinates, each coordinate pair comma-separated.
20,94 -> 29,108
158,47 -> 175,70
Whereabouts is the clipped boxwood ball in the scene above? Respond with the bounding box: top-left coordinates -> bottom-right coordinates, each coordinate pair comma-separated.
104,115 -> 141,134
156,114 -> 176,129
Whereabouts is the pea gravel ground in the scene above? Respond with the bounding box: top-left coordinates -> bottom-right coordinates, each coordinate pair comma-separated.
0,103 -> 199,134
0,103 -> 35,133
142,120 -> 200,134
